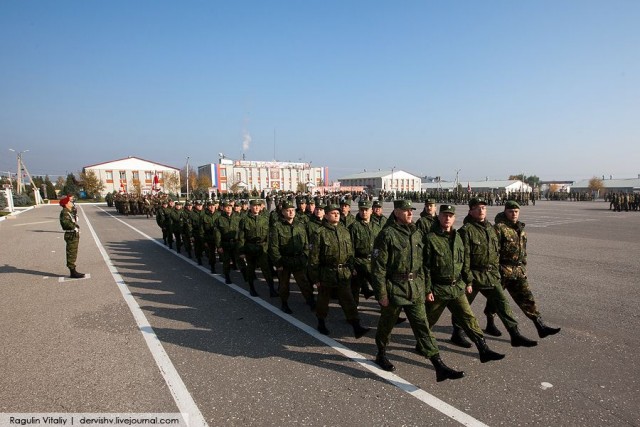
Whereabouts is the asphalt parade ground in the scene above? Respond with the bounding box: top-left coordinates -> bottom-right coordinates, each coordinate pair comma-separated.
1,201 -> 639,426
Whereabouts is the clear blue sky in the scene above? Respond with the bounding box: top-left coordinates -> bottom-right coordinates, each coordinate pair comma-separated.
1,1 -> 638,183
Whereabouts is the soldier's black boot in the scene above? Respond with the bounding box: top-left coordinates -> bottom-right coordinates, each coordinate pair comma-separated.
473,337 -> 505,363
349,319 -> 370,339
225,274 -> 232,284
267,280 -> 279,298
210,265 -> 216,274
375,350 -> 396,372
186,250 -> 192,259
508,325 -> 538,347
306,296 -> 316,311
197,258 -> 202,266
450,325 -> 473,348
69,268 -> 85,279
533,316 -> 561,338
361,284 -> 375,300
429,355 -> 465,382
281,301 -> 293,314
484,314 -> 502,337
168,242 -> 173,249
317,318 -> 330,335
248,281 -> 258,297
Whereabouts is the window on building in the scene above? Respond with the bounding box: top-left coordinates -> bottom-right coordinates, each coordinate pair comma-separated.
145,171 -> 152,180
119,171 -> 126,180
132,171 -> 139,181
105,171 -> 113,182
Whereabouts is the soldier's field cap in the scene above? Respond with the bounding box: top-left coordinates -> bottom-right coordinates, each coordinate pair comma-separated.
195,200 -> 203,205
174,200 -> 183,205
425,198 -> 437,205
307,198 -> 316,205
505,200 -> 520,209
469,197 -> 487,208
281,200 -> 295,209
185,201 -> 192,207
340,199 -> 351,206
440,204 -> 456,214
325,203 -> 340,212
249,199 -> 262,206
393,200 -> 416,210
372,200 -> 383,208
358,200 -> 372,209
221,200 -> 233,207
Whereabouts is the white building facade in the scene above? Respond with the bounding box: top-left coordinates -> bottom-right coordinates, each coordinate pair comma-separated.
198,159 -> 329,193
338,170 -> 422,194
83,156 -> 181,196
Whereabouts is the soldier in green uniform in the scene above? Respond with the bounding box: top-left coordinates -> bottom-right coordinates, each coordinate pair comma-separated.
483,201 -> 561,338
164,199 -> 175,249
202,201 -> 218,273
349,200 -> 380,301
192,200 -> 206,265
415,198 -> 437,234
59,195 -> 86,279
339,199 -> 356,228
308,204 -> 369,338
372,200 -> 463,382
156,199 -> 169,245
295,197 -> 309,226
238,199 -> 277,297
214,200 -> 241,284
181,201 -> 195,258
452,198 -> 537,348
168,201 -> 184,253
371,200 -> 386,227
424,205 -> 504,363
269,200 -> 316,314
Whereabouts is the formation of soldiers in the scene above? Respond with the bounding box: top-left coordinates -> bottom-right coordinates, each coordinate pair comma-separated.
606,192 -> 640,211
107,192 -> 159,218
126,192 -> 561,383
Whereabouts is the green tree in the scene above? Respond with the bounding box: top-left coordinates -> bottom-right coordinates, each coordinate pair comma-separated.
61,173 -> 80,197
80,170 -> 105,198
588,177 -> 605,197
44,176 -> 57,200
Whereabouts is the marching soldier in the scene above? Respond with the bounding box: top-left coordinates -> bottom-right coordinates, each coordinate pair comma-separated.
349,200 -> 379,301
214,200 -> 241,284
169,201 -> 184,253
415,198 -> 437,234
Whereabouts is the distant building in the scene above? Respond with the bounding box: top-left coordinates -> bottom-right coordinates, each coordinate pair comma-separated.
572,177 -> 640,194
539,180 -> 573,194
83,156 -> 180,196
421,179 -> 532,194
337,170 -> 422,194
198,158 -> 328,193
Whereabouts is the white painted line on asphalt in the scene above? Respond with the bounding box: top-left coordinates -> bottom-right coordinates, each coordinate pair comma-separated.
12,220 -> 55,226
97,206 -> 488,427
58,274 -> 91,283
80,206 -> 208,427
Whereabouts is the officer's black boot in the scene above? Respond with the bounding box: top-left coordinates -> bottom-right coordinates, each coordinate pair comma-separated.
225,274 -> 232,284
484,314 -> 502,337
268,280 -> 279,298
473,337 -> 505,363
248,281 -> 258,297
349,319 -> 370,339
317,318 -> 330,335
69,268 -> 85,279
533,316 -> 561,338
450,325 -> 473,348
508,325 -> 538,347
281,301 -> 293,314
375,350 -> 396,372
429,355 -> 465,382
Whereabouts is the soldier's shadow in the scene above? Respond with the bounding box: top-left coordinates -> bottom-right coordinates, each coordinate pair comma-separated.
0,263 -> 59,277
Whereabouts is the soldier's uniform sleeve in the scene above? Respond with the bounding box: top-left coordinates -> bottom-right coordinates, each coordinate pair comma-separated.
423,234 -> 433,295
308,229 -> 321,283
371,231 -> 389,301
268,223 -> 282,267
237,217 -> 247,255
459,226 -> 473,286
213,217 -> 222,247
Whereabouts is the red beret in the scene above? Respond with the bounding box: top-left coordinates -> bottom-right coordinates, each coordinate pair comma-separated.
59,196 -> 71,206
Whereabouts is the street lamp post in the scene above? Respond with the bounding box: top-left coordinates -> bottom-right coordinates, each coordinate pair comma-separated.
391,166 -> 396,197
9,148 -> 29,195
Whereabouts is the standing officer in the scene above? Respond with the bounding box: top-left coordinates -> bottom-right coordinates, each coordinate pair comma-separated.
339,199 -> 356,228
59,195 -> 86,279
309,204 -> 369,338
453,198 -> 537,348
416,198 -> 437,234
238,199 -> 277,297
424,205 -> 504,363
483,201 -> 561,338
372,200 -> 464,382
214,200 -> 240,284
269,200 -> 316,314
371,200 -> 386,227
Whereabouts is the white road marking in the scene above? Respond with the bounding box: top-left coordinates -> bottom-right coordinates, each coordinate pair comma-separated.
81,206 -> 208,427
13,220 -> 56,226
58,274 -> 91,283
96,206 -> 488,427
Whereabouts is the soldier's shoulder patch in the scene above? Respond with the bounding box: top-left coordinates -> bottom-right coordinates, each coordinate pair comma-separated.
372,248 -> 380,258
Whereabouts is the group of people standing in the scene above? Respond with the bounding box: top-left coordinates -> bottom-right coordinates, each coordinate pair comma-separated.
148,194 -> 560,383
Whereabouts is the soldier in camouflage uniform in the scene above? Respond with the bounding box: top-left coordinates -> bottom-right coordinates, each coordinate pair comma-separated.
202,201 -> 219,273
156,199 -> 169,245
192,200 -> 206,265
424,205 -> 504,364
483,201 -> 561,338
452,198 -> 537,348
181,202 -> 195,258
59,195 -> 86,279
349,200 -> 380,301
371,200 -> 463,382
169,201 -> 184,253
415,198 -> 437,234
371,200 -> 386,227
308,204 -> 369,338
269,200 -> 316,314
214,200 -> 241,284
339,199 -> 356,228
238,199 -> 277,297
